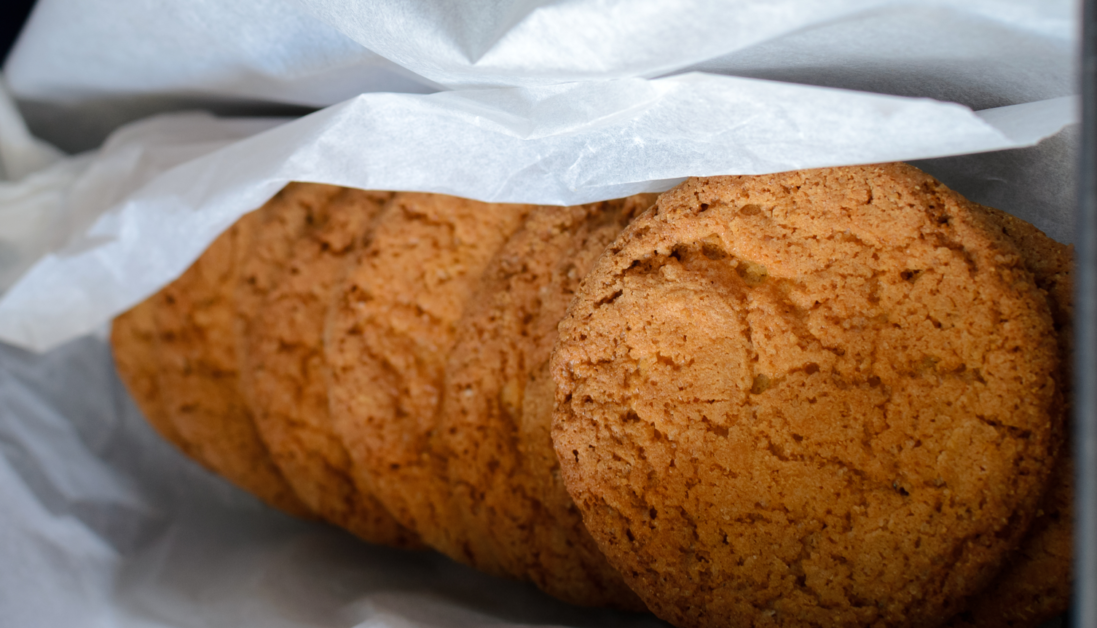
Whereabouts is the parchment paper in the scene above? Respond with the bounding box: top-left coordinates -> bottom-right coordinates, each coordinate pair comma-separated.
0,1 -> 1081,626
0,80 -> 1079,352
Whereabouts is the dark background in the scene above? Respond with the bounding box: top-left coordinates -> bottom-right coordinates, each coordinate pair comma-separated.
2,0 -> 36,66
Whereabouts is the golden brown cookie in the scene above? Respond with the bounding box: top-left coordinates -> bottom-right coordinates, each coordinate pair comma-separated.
947,206 -> 1074,628
239,186 -> 421,547
235,183 -> 345,355
154,214 -> 310,516
552,164 -> 1061,628
436,195 -> 656,608
111,295 -> 192,456
326,193 -> 533,570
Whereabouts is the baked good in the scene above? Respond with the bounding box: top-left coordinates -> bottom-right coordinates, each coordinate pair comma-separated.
152,214 -> 310,516
238,185 -> 420,546
112,172 -> 1073,627
551,164 -> 1061,628
111,296 -> 193,456
325,192 -> 533,570
436,195 -> 655,608
947,205 -> 1074,627
235,183 -> 345,369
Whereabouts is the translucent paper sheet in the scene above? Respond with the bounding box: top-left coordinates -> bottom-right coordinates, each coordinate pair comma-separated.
0,0 -> 1081,626
0,80 -> 1079,352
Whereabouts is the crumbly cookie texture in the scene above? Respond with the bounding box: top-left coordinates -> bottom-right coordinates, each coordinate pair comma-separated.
552,164 -> 1060,628
947,205 -> 1074,628
325,192 -> 532,571
153,215 -> 310,516
235,184 -> 344,382
436,195 -> 655,609
112,296 -> 192,456
239,186 -> 421,547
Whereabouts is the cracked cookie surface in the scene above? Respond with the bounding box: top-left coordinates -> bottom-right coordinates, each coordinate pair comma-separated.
947,205 -> 1074,628
551,164 -> 1060,628
152,215 -> 310,516
238,185 -> 420,547
326,192 -> 533,570
112,295 -> 191,456
436,195 -> 655,608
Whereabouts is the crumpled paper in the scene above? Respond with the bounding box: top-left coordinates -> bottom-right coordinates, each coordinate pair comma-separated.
0,78 -> 1079,352
4,0 -> 1076,150
0,0 -> 1081,626
8,0 -> 1076,100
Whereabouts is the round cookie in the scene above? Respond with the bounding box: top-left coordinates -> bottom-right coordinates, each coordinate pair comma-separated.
947,205 -> 1074,628
552,164 -> 1061,628
326,192 -> 533,570
436,195 -> 655,608
154,213 -> 310,516
112,295 -> 193,456
235,183 -> 345,351
235,183 -> 343,435
240,186 -> 421,547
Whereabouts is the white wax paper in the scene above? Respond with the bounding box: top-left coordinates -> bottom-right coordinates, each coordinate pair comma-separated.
0,0 -> 1082,626
7,0 -> 1075,101
299,0 -> 1075,97
3,0 -> 1076,151
0,79 -> 1079,352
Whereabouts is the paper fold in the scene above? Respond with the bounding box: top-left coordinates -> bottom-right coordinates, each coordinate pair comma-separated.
298,0 -> 1077,91
0,75 -> 1079,352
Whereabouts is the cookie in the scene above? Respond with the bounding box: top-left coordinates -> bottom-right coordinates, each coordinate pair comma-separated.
436,195 -> 655,608
235,183 -> 343,430
154,213 -> 310,516
947,205 -> 1074,628
235,183 -> 345,352
326,193 -> 533,570
552,164 -> 1061,628
111,295 -> 192,456
239,186 -> 421,547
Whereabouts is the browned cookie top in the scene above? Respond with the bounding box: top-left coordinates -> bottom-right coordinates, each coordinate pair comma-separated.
326,192 -> 533,570
154,214 -> 310,516
112,296 -> 192,456
436,195 -> 655,609
552,164 -> 1060,628
235,183 -> 345,357
976,206 -> 1074,385
239,186 -> 421,547
947,205 -> 1074,628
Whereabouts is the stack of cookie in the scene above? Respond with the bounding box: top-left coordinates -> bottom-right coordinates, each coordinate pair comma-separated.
112,163 -> 1073,628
